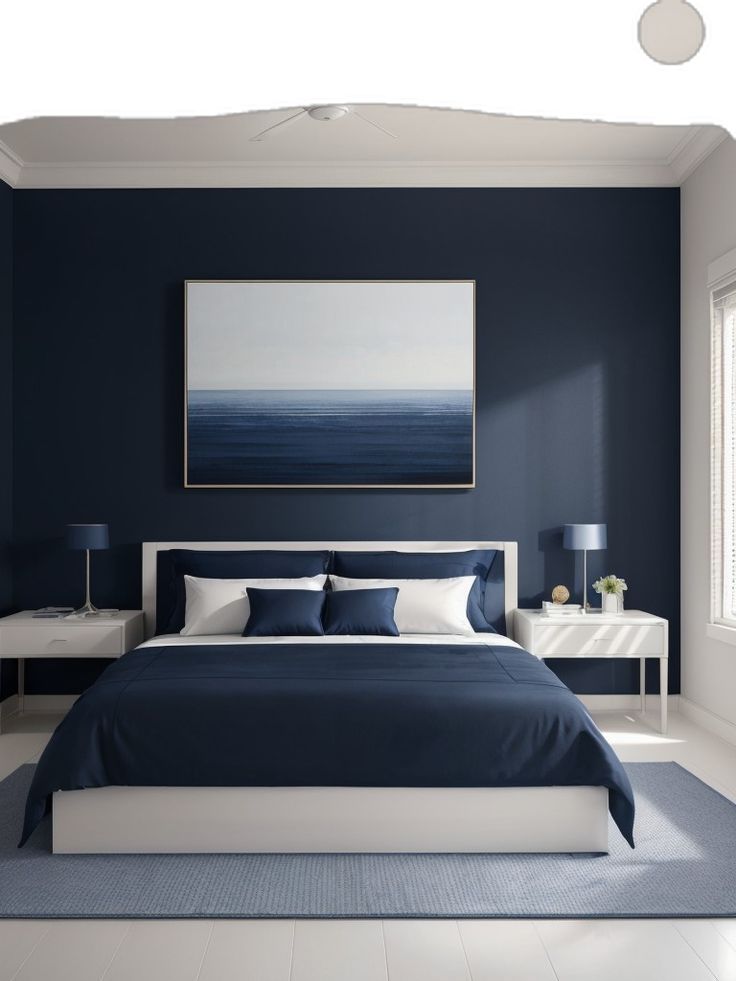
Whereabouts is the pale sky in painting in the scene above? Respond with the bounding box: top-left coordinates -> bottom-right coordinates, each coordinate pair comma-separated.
186,281 -> 474,390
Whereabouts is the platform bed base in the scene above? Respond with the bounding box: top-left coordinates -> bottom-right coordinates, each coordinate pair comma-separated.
52,785 -> 609,854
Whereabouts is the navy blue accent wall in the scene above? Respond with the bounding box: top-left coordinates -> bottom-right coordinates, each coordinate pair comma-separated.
0,179 -> 15,695
11,188 -> 680,696
0,178 -> 12,610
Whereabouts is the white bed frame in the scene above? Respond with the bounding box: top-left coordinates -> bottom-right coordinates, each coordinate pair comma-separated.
52,540 -> 610,855
139,540 -> 520,642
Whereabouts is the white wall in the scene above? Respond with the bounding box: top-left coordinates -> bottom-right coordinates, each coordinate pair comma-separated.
681,136 -> 736,729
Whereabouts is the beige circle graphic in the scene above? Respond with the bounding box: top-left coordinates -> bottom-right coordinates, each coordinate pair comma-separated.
551,585 -> 570,605
639,0 -> 705,64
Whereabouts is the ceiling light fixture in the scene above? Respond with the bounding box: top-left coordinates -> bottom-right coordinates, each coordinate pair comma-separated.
307,105 -> 350,121
249,105 -> 397,142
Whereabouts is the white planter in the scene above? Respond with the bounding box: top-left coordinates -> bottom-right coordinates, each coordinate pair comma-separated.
601,592 -> 620,614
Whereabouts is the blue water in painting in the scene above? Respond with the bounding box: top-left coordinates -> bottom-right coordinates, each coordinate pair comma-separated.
187,389 -> 473,485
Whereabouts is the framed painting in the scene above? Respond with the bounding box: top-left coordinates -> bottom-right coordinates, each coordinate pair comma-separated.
184,280 -> 475,488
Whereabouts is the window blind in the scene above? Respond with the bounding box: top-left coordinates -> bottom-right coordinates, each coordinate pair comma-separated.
713,282 -> 736,307
712,276 -> 736,625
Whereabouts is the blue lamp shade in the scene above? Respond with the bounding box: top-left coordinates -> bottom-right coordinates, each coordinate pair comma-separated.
563,523 -> 607,551
66,523 -> 110,551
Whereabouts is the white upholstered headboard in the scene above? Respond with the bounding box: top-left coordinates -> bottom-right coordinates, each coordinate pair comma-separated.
141,540 -> 518,640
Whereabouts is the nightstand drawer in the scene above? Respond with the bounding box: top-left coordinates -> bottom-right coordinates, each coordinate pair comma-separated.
531,622 -> 665,657
0,623 -> 124,657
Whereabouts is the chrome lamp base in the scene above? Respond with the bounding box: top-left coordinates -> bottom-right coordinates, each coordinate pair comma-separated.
73,600 -> 101,617
75,549 -> 100,617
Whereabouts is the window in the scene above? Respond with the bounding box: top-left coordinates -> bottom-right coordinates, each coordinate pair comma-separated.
711,249 -> 736,629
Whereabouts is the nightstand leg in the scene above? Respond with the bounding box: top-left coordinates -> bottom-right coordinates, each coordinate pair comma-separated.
660,657 -> 668,734
640,657 -> 646,714
18,658 -> 25,716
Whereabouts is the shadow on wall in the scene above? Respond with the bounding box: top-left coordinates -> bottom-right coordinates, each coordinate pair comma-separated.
10,537 -> 141,612
480,333 -> 677,695
536,526 -> 568,605
478,355 -> 609,607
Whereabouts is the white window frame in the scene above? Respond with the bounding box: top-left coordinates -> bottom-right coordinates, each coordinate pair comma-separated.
709,245 -> 736,644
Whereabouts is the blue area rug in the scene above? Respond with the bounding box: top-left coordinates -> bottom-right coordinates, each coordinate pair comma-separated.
0,763 -> 734,918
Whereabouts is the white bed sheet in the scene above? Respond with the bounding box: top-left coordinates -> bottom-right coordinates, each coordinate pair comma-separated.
137,632 -> 522,650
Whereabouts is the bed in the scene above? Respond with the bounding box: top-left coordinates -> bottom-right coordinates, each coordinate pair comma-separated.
20,541 -> 634,854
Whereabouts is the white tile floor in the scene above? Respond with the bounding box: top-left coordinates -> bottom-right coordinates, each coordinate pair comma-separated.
1,707 -> 735,980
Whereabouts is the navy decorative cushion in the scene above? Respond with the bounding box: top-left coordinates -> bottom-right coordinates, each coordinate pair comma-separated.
243,588 -> 326,637
331,550 -> 500,633
156,549 -> 330,634
323,587 -> 400,636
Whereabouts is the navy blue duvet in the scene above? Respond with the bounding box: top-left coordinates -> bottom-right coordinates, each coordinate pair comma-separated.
20,642 -> 635,846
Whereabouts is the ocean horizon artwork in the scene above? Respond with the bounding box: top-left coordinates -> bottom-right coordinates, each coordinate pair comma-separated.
185,281 -> 475,487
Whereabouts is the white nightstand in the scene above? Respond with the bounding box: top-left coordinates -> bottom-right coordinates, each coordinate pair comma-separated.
514,609 -> 669,733
0,610 -> 144,731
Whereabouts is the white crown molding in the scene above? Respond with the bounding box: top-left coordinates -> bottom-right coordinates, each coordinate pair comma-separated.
2,125 -> 728,189
15,159 -> 679,189
668,125 -> 729,183
0,139 -> 23,187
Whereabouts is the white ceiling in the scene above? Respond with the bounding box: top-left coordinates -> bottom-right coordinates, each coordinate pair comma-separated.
0,106 -> 727,189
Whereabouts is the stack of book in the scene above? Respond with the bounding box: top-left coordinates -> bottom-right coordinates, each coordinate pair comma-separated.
31,606 -> 74,619
541,601 -> 583,616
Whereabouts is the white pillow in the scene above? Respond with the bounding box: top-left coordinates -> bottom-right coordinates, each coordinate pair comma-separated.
181,574 -> 327,636
329,575 -> 476,635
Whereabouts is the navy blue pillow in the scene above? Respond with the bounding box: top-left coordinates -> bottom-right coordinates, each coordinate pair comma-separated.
243,588 -> 325,637
331,550 -> 500,633
324,587 -> 399,636
157,549 -> 330,634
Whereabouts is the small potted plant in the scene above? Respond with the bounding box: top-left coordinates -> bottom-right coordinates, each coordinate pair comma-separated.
592,574 -> 628,614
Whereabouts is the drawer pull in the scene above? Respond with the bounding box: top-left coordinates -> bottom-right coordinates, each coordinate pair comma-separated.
48,638 -> 68,644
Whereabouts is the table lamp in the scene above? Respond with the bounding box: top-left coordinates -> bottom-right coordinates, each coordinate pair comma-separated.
66,523 -> 109,616
563,523 -> 607,614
